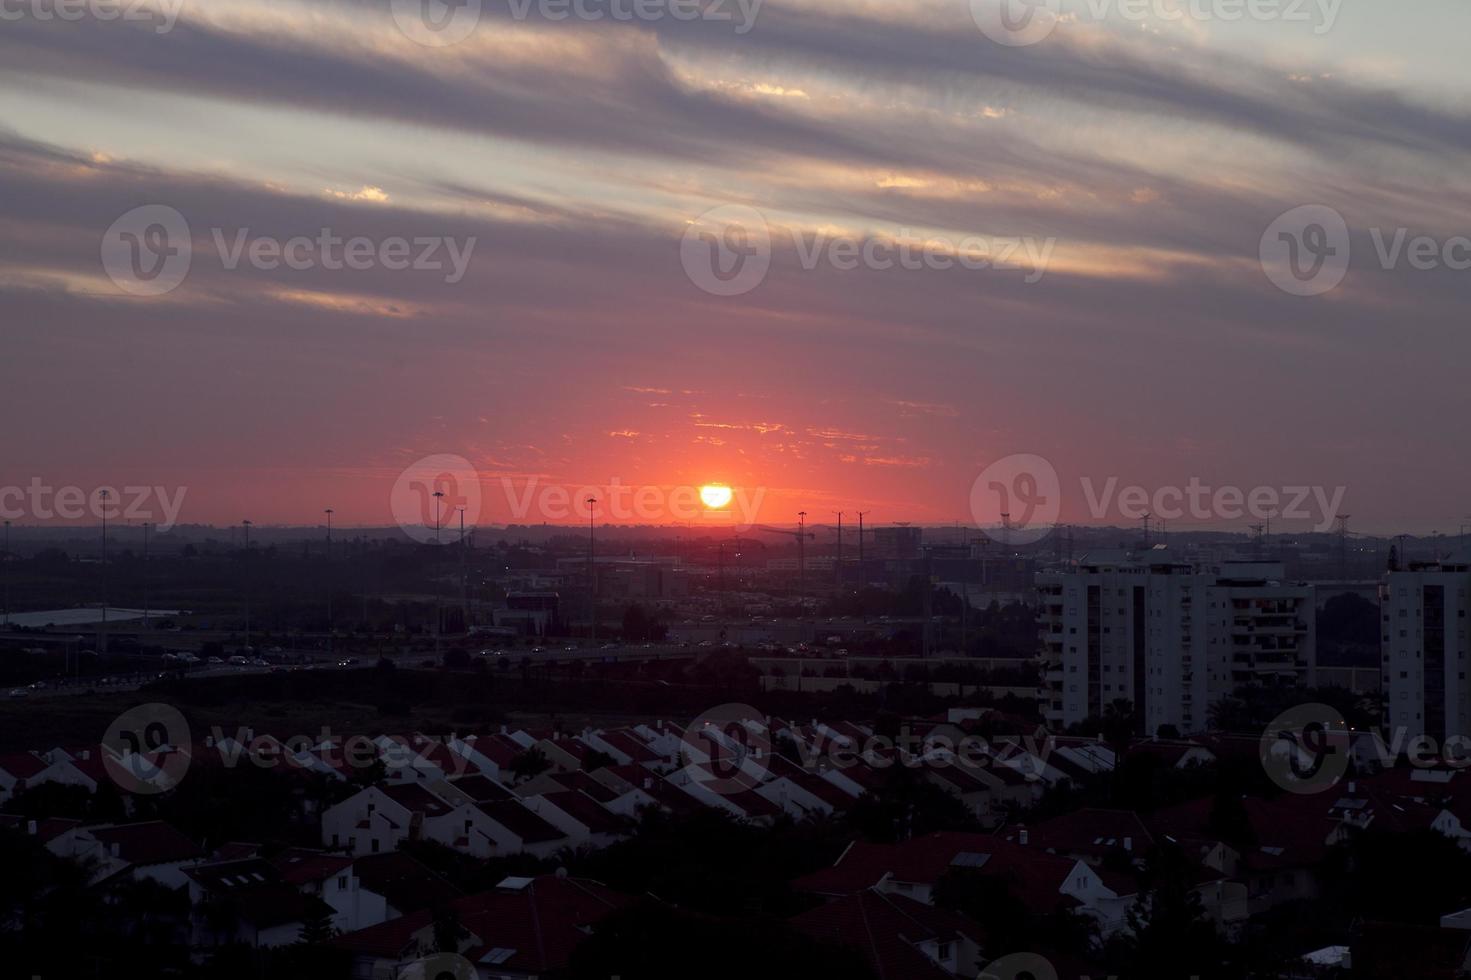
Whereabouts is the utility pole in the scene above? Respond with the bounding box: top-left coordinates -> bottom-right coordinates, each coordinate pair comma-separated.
856,512 -> 869,585
586,497 -> 598,643
833,512 -> 843,588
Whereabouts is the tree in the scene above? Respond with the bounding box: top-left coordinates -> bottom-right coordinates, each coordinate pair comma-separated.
1109,844 -> 1230,978
509,747 -> 552,783
298,905 -> 335,945
431,905 -> 469,954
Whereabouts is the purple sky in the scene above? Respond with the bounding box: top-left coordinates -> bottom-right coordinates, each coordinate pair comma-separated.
1,1 -> 1469,535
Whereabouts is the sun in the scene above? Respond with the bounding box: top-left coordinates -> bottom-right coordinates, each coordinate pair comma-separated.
700,484 -> 734,510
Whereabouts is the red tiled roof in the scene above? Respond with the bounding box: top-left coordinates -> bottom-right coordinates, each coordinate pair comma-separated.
460,734 -> 521,768
446,774 -> 513,804
791,888 -> 971,980
541,790 -> 627,836
380,782 -> 454,817
549,770 -> 620,804
212,842 -> 262,862
0,751 -> 48,780
89,821 -> 203,866
595,730 -> 661,764
351,852 -> 461,913
478,799 -> 567,845
794,833 -> 1087,913
0,815 -> 80,843
271,848 -> 355,885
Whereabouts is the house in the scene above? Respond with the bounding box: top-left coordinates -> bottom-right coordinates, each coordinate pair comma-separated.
424,796 -> 569,859
332,874 -> 631,978
1003,807 -> 1248,934
433,773 -> 514,808
50,820 -> 204,888
350,851 -> 461,919
271,847 -> 388,934
532,735 -> 598,774
450,732 -> 525,783
0,752 -> 50,803
0,814 -> 82,848
793,832 -> 1136,934
521,790 -> 630,848
321,783 -> 455,856
378,735 -> 479,785
587,765 -> 667,817
579,727 -> 663,768
791,887 -> 985,978
185,858 -> 336,948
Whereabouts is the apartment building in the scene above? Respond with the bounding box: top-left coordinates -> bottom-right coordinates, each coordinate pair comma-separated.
1382,554 -> 1471,742
1039,551 -> 1315,735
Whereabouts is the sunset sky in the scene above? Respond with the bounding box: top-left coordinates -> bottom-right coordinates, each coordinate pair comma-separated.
2,0 -> 1469,534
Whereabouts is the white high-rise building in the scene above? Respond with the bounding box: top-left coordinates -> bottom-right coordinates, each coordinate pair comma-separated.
1382,554 -> 1471,742
1039,551 -> 1316,736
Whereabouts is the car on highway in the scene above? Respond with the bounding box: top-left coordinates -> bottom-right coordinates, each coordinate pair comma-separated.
8,688 -> 28,699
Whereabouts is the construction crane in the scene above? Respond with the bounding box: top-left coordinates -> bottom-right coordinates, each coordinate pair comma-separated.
754,512 -> 816,600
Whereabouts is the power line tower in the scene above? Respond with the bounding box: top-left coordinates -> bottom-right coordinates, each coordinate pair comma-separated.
1335,515 -> 1352,580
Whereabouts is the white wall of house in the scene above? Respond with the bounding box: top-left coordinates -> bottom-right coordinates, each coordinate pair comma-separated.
316,870 -> 388,934
321,786 -> 415,857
